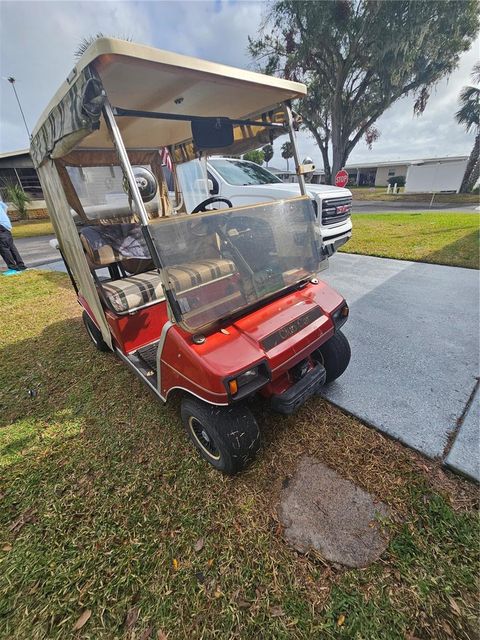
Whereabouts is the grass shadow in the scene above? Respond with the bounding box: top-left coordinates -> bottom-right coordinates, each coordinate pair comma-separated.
424,229 -> 480,269
33,268 -> 77,290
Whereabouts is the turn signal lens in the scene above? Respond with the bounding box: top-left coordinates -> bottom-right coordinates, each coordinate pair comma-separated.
228,379 -> 238,395
341,304 -> 349,317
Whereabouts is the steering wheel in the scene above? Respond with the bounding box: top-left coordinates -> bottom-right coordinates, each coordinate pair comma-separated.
191,197 -> 233,214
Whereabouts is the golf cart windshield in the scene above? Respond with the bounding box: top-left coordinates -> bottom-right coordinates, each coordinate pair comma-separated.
149,196 -> 324,333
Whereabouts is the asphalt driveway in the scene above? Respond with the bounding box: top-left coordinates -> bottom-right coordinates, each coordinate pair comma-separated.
6,234 -> 58,268
11,236 -> 479,482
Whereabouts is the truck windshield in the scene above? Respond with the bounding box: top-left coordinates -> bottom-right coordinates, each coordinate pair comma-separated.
209,159 -> 282,186
148,197 -> 326,333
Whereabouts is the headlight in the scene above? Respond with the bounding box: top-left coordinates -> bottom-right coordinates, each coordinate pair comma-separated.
237,368 -> 258,387
225,362 -> 271,399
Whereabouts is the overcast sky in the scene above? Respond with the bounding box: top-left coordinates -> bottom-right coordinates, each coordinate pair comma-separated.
1,0 -> 478,170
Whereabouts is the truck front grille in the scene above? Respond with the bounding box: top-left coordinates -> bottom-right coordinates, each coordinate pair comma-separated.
321,196 -> 352,226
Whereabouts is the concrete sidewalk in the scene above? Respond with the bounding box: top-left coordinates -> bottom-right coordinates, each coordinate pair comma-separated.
321,253 -> 479,482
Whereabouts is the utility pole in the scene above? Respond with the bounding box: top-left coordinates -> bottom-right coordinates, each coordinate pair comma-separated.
7,76 -> 31,139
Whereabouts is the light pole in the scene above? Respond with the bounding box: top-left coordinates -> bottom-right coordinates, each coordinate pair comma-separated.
7,76 -> 31,139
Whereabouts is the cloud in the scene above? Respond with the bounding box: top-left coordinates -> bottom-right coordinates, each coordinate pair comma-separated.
0,0 -> 263,151
0,0 -> 154,150
0,0 -> 477,172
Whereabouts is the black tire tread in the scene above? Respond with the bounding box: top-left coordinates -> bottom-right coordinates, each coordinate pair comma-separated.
82,311 -> 111,352
317,330 -> 351,383
180,396 -> 260,474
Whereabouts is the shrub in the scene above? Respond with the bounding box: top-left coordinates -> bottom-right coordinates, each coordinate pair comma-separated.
387,175 -> 406,187
243,149 -> 265,165
2,182 -> 31,220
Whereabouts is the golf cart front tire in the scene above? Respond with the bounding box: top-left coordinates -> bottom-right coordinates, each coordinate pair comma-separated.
82,311 -> 111,352
180,396 -> 260,474
314,329 -> 351,383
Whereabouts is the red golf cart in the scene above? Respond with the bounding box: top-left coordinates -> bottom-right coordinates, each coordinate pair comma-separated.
31,38 -> 350,473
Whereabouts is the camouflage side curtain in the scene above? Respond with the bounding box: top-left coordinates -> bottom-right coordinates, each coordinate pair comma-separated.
30,67 -> 105,169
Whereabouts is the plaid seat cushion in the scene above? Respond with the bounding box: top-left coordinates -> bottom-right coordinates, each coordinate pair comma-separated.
167,260 -> 236,293
101,259 -> 237,313
101,271 -> 165,313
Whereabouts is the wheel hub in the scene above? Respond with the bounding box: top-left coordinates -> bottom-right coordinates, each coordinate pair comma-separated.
188,417 -> 221,461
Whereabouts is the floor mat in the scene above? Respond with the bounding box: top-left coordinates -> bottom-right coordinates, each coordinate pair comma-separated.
136,342 -> 159,371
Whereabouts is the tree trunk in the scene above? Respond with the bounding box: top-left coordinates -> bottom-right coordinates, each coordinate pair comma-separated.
330,70 -> 348,185
466,156 -> 479,192
302,120 -> 331,184
317,143 -> 331,185
460,132 -> 479,193
330,136 -> 356,186
331,143 -> 351,185
330,114 -> 343,184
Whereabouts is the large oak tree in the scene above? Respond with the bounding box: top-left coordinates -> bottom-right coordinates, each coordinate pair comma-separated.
249,0 -> 479,184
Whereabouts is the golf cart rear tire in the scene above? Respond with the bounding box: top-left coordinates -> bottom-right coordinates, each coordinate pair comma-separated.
180,396 -> 260,474
82,311 -> 110,352
315,330 -> 351,383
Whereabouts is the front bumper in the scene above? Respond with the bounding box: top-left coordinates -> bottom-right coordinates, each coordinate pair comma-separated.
323,231 -> 352,256
270,363 -> 326,415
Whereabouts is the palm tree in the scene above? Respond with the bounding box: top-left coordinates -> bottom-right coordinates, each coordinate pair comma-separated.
262,144 -> 274,167
455,63 -> 480,193
1,181 -> 31,220
281,141 -> 294,172
75,33 -> 132,59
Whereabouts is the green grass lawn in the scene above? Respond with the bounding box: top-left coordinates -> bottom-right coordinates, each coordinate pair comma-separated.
1,272 -> 478,639
342,213 -> 480,269
11,219 -> 54,239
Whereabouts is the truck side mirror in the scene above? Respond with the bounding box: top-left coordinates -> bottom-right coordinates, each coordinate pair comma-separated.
207,178 -> 214,194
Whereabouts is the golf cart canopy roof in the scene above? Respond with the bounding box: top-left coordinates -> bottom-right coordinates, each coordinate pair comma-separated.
30,38 -> 306,168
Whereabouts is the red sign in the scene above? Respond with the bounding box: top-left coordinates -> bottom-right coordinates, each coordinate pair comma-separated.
335,169 -> 349,188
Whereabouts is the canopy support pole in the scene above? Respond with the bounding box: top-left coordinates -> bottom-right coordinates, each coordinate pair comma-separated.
102,101 -> 151,227
283,103 -> 307,196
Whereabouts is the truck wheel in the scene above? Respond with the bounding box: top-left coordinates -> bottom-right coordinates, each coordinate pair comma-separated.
180,396 -> 260,474
314,330 -> 351,383
82,311 -> 111,352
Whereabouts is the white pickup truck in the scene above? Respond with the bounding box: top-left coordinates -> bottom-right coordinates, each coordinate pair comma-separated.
70,157 -> 352,253
205,158 -> 352,252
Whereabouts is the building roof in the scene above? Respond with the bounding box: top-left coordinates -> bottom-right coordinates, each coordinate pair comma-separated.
0,149 -> 30,160
345,155 -> 468,170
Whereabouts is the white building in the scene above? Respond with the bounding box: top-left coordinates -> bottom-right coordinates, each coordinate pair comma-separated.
344,155 -> 469,189
405,157 -> 469,193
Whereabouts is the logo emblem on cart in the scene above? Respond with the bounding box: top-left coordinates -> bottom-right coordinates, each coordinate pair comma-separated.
262,307 -> 323,351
